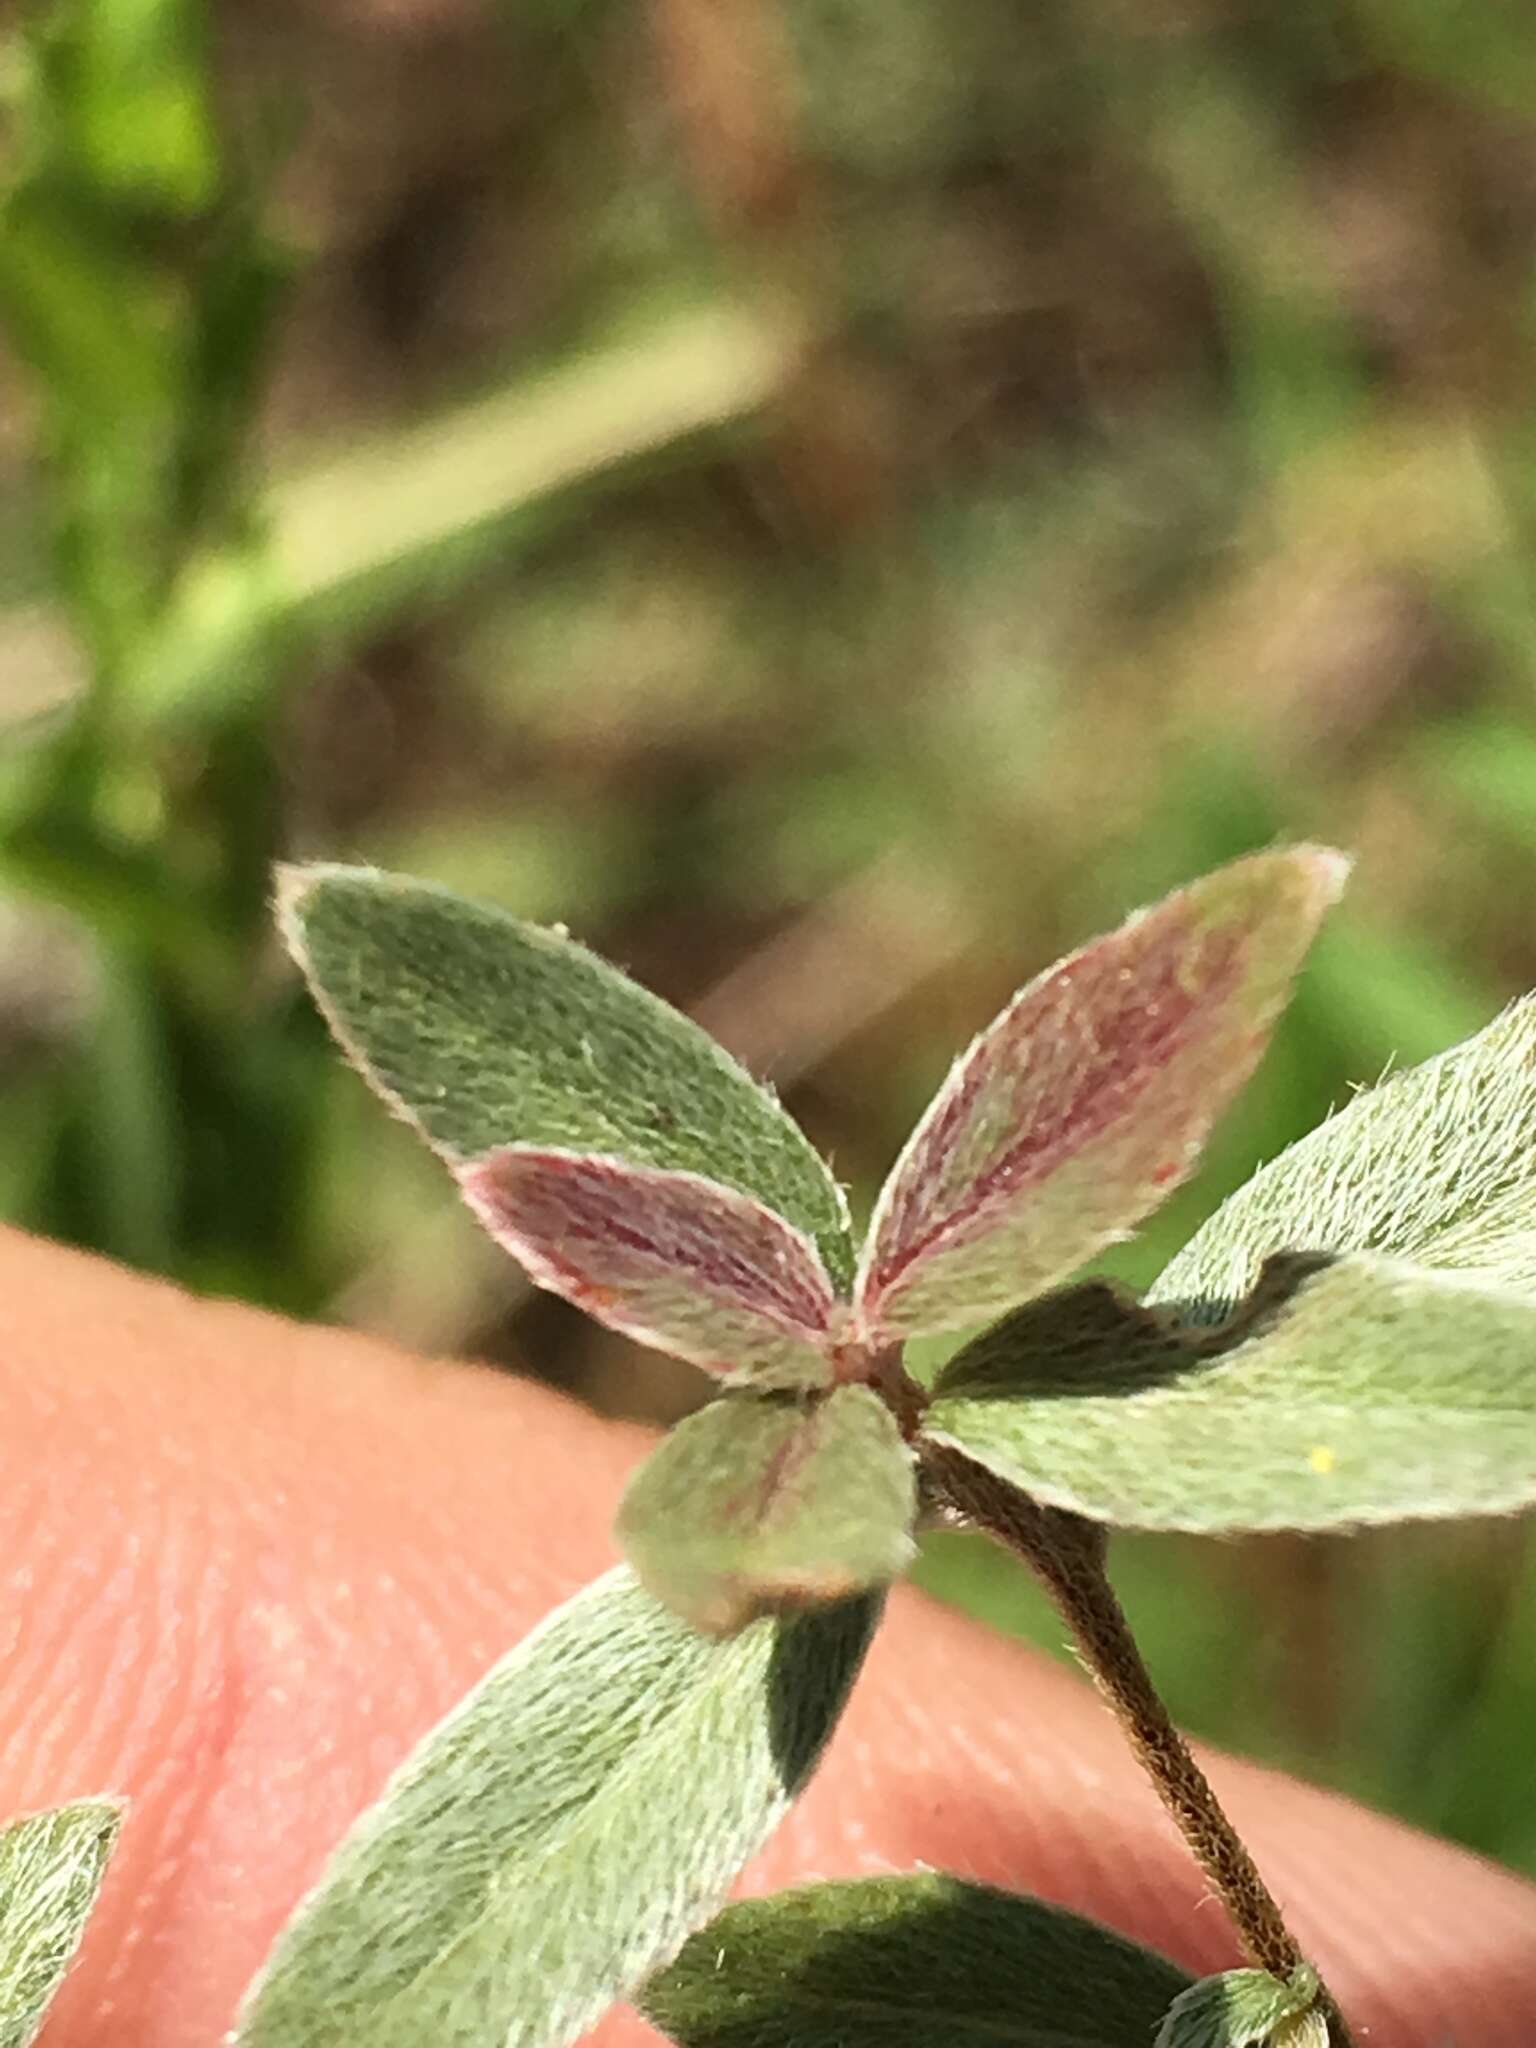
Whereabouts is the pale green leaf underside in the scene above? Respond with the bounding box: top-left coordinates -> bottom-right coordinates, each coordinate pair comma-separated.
1155,995 -> 1536,1322
617,1388 -> 917,1633
640,1873 -> 1192,2048
1154,1967 -> 1317,2048
930,1252 -> 1536,1531
233,1568 -> 877,2048
0,1798 -> 123,2048
278,867 -> 854,1287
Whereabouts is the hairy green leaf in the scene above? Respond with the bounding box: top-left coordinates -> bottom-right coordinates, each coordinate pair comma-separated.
1154,995 -> 1536,1322
1270,2017 -> 1329,2048
457,1148 -> 840,1387
856,848 -> 1346,1341
1155,1966 -> 1318,2048
640,1873 -> 1192,2047
233,1568 -> 877,2048
617,1388 -> 916,1633
0,1798 -> 124,2048
277,866 -> 853,1286
928,1252 -> 1536,1531
25,0 -> 220,211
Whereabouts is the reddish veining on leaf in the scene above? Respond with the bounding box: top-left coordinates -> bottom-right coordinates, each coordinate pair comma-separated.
726,1411 -> 818,1532
457,1146 -> 840,1382
857,848 -> 1347,1332
701,1400 -> 881,1626
874,924 -> 1237,1290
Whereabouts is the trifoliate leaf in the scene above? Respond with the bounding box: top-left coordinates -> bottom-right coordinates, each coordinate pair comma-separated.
927,1252 -> 1536,1531
456,1148 -> 841,1387
0,1798 -> 124,2048
640,1873 -> 1192,2048
1155,994 -> 1536,1322
276,866 -> 853,1286
616,1387 -> 917,1633
855,848 -> 1346,1342
1154,1965 -> 1319,2048
232,1567 -> 877,2048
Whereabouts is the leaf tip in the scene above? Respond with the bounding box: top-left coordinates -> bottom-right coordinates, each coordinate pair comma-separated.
71,1794 -> 128,1873
1284,841 -> 1352,911
78,1792 -> 128,1834
21,1791 -> 129,1845
274,858 -> 397,935
271,859 -> 332,964
1217,842 -> 1351,938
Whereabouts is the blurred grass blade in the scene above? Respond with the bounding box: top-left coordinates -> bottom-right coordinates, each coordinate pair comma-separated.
80,946 -> 182,1270
640,1873 -> 1192,2048
928,1252 -> 1536,1531
1154,995 -> 1536,1322
266,300 -> 799,623
617,1387 -> 916,1632
127,298 -> 804,725
856,848 -> 1346,1341
458,1149 -> 840,1387
279,865 -> 854,1284
0,184 -> 177,426
0,1798 -> 124,2048
1155,1967 -> 1318,2048
233,1568 -> 877,2048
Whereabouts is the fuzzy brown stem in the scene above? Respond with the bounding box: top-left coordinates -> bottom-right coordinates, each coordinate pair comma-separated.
923,1441 -> 1356,2048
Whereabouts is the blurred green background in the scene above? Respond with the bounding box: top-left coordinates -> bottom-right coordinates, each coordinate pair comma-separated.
3,0 -> 1536,1876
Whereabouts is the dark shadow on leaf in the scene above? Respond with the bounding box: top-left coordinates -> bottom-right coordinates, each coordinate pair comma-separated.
935,1253 -> 1338,1404
766,1592 -> 884,1791
642,1872 -> 1191,2048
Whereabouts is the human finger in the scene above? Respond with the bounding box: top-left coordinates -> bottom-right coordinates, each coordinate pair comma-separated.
0,1230 -> 1529,2047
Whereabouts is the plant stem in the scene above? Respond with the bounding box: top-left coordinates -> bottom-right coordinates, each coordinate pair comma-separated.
923,1441 -> 1357,2048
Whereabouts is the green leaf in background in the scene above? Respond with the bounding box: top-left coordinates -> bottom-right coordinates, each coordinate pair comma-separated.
457,1148 -> 841,1387
617,1387 -> 916,1632
855,848 -> 1347,1341
927,1252 -> 1536,1531
232,1568 -> 877,2048
0,183 -> 179,429
1154,1966 -> 1319,2048
0,1797 -> 124,2048
22,0 -> 219,212
1154,994 -> 1536,1322
640,1872 -> 1192,2048
278,866 -> 855,1286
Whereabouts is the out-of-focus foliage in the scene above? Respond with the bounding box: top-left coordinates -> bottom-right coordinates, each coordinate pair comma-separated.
3,0 -> 1536,1877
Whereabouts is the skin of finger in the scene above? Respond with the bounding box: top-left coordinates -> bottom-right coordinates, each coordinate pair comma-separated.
0,1233 -> 1530,2048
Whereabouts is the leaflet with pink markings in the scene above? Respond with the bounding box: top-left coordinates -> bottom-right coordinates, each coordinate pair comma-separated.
457,1146 -> 843,1387
855,847 -> 1349,1342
